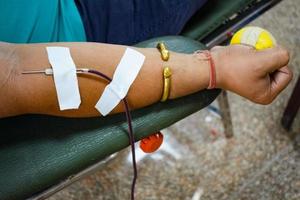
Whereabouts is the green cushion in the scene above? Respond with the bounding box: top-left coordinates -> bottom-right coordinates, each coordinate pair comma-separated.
0,36 -> 220,200
181,0 -> 255,40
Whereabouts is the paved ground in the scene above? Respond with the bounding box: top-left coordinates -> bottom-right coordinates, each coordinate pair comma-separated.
50,0 -> 300,199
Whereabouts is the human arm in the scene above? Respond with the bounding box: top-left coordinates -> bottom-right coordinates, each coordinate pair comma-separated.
0,41 -> 209,118
0,42 -> 292,118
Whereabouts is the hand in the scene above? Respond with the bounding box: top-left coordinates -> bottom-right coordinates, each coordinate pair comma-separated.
211,45 -> 292,104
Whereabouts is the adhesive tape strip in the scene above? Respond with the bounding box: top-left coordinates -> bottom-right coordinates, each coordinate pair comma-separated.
46,47 -> 81,110
95,48 -> 145,116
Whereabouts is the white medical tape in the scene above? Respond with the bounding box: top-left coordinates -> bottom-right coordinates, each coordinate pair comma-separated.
46,47 -> 81,110
241,27 -> 263,47
95,48 -> 145,116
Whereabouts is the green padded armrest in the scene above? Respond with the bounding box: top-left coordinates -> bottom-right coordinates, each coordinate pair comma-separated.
181,0 -> 255,40
0,36 -> 220,200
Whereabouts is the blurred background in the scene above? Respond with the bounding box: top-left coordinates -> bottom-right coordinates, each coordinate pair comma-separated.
50,0 -> 300,199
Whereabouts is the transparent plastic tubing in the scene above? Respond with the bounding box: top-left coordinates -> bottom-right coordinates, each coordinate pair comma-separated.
87,69 -> 137,200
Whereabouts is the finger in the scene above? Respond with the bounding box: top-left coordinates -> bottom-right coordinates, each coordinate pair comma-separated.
255,46 -> 290,73
232,43 -> 256,50
270,66 -> 293,100
210,45 -> 225,52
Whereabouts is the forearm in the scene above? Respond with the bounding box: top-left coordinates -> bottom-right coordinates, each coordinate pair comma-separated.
0,42 -> 209,118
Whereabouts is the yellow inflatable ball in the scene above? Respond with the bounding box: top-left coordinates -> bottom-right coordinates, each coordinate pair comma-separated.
230,26 -> 276,50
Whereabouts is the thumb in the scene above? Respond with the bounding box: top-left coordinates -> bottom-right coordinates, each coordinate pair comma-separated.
270,66 -> 293,101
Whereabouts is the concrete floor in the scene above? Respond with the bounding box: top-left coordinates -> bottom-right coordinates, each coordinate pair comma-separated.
49,0 -> 300,199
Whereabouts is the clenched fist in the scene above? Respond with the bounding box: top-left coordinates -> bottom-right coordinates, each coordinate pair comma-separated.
211,45 -> 292,104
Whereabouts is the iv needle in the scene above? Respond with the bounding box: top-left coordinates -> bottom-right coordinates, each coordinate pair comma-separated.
22,68 -> 89,75
22,69 -> 51,74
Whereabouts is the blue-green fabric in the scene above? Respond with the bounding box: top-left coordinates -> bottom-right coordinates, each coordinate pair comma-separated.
0,0 -> 86,43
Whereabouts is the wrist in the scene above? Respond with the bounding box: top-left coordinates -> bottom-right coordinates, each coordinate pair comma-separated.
167,52 -> 210,99
189,53 -> 210,89
210,50 -> 225,89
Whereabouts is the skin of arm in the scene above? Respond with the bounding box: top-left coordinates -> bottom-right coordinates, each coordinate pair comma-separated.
0,42 -> 23,117
0,42 -> 210,118
0,42 -> 292,118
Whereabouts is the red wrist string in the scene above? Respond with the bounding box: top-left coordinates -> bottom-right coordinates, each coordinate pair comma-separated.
194,50 -> 216,89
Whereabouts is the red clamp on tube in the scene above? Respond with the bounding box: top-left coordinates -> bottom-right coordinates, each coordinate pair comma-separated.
140,132 -> 164,153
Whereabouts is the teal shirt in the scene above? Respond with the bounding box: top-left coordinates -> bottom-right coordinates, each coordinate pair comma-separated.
0,0 -> 86,43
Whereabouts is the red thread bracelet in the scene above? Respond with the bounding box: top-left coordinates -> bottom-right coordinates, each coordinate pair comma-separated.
194,50 -> 216,89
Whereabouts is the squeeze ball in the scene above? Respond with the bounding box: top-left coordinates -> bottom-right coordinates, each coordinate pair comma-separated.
230,26 -> 276,50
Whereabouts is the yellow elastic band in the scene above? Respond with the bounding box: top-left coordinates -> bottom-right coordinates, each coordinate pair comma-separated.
157,42 -> 171,102
160,66 -> 172,102
157,42 -> 170,61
